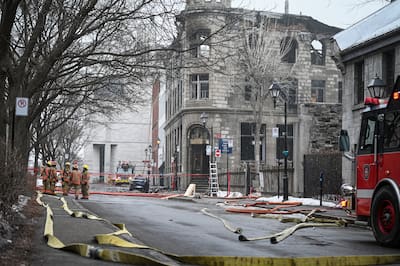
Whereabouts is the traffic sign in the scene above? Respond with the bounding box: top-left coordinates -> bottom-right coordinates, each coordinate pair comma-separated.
218,138 -> 233,154
15,97 -> 29,116
215,149 -> 221,157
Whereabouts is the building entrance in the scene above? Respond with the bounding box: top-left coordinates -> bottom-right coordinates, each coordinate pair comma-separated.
188,126 -> 209,191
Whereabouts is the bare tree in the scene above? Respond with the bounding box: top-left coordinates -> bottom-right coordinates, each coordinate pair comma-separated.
231,11 -> 296,190
0,0 -> 184,172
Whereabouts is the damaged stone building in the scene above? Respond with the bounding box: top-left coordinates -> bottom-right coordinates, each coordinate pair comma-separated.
163,0 -> 343,197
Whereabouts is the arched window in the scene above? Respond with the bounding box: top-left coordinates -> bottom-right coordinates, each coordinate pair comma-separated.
281,37 -> 298,63
311,39 -> 325,65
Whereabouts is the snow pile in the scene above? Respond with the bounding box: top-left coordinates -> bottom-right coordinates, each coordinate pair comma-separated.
257,195 -> 337,208
216,190 -> 339,207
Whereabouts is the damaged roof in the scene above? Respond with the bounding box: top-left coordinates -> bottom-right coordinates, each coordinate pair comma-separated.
241,9 -> 341,36
333,0 -> 400,53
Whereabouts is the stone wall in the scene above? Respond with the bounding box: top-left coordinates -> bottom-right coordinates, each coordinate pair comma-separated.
300,103 -> 342,153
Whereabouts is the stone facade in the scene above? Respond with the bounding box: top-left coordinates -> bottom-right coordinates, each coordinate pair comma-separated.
163,0 -> 343,195
332,1 -> 400,186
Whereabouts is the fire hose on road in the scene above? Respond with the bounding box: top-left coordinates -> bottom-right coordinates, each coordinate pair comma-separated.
36,192 -> 400,266
201,207 -> 346,244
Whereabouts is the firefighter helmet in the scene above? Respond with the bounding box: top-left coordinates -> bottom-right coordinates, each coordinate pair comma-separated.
47,161 -> 52,166
83,164 -> 89,170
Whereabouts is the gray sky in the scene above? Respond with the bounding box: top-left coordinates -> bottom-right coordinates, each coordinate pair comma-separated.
232,0 -> 389,28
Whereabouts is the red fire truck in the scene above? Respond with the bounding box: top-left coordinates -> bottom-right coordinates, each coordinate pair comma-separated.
340,76 -> 400,247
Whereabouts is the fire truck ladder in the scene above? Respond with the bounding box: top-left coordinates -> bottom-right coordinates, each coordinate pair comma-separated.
209,162 -> 219,197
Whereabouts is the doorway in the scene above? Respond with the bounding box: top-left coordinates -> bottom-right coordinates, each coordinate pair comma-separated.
188,126 -> 209,176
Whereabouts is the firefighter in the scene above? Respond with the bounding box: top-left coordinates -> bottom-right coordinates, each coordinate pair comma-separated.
62,162 -> 71,196
81,164 -> 90,199
70,164 -> 81,200
41,161 -> 51,194
49,161 -> 58,195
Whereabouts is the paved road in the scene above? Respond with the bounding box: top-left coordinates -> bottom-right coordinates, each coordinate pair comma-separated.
78,194 -> 399,258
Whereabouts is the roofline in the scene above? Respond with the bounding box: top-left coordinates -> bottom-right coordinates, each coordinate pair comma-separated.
339,27 -> 400,62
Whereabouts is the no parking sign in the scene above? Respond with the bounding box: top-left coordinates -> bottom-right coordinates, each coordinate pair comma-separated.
15,97 -> 29,116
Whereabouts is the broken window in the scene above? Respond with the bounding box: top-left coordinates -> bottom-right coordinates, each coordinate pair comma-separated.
310,39 -> 325,65
189,29 -> 211,58
281,37 -> 297,63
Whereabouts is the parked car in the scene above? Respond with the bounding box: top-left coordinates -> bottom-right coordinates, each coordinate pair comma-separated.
129,176 -> 149,192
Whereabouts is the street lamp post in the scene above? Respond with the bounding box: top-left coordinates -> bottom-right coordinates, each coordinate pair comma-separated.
200,112 -> 213,164
269,82 -> 289,201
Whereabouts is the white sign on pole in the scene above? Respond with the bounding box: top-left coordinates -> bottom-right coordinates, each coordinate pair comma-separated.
228,139 -> 233,148
272,127 -> 279,138
206,145 -> 211,156
15,97 -> 29,116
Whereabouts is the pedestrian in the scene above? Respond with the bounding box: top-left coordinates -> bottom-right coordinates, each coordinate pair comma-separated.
49,161 -> 58,195
41,161 -> 51,194
62,162 -> 71,196
81,164 -> 90,199
70,164 -> 81,200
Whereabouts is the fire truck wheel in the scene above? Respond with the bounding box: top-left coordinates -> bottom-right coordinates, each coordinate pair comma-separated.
371,186 -> 400,247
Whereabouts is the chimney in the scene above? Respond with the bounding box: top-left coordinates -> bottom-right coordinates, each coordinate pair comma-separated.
285,0 -> 289,14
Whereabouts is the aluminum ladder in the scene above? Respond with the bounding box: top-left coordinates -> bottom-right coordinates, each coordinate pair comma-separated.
209,162 -> 219,197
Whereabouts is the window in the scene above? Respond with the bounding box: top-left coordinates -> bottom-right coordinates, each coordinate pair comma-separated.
384,111 -> 400,151
310,39 -> 325,65
278,78 -> 298,113
190,74 -> 209,99
276,124 -> 293,160
240,123 -> 265,161
383,49 -> 395,97
354,61 -> 364,104
281,37 -> 297,63
189,29 -> 210,58
338,81 -> 343,103
244,76 -> 252,101
358,115 -> 376,155
311,80 -> 325,102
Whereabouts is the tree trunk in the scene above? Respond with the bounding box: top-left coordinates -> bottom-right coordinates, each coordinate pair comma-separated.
254,86 -> 262,192
14,116 -> 30,163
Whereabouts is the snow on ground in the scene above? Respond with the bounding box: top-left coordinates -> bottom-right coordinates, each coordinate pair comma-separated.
217,191 -> 338,208
257,195 -> 338,208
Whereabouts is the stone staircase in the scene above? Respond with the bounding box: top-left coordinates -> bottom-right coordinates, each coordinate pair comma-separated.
190,177 -> 209,193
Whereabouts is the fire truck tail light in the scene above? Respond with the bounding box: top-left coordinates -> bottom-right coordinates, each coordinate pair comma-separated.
393,91 -> 400,100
